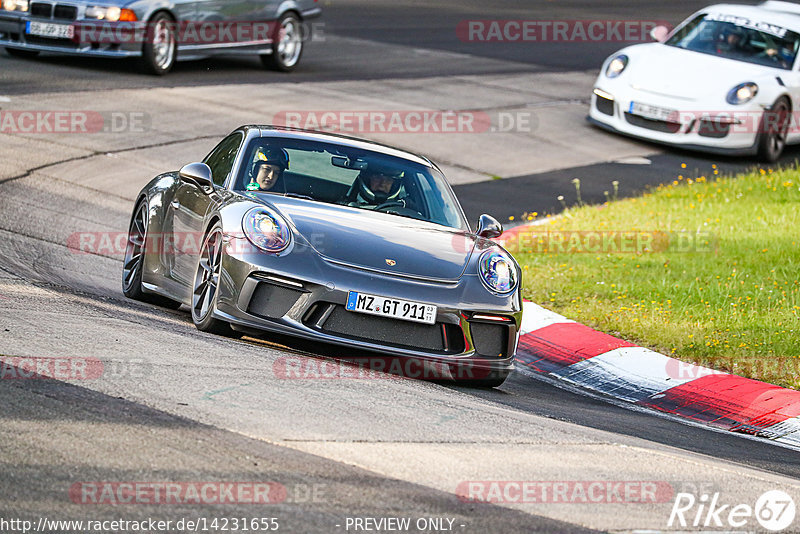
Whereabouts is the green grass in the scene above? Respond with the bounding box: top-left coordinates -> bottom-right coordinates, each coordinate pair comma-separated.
512,165 -> 800,389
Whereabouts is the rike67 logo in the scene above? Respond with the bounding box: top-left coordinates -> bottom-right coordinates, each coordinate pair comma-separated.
669,490 -> 796,531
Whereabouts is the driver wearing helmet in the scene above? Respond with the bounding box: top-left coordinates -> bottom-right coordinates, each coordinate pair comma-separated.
349,162 -> 405,207
717,26 -> 747,55
246,147 -> 289,192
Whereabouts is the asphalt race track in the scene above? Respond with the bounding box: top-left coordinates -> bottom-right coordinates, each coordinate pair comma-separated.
2,1 -> 800,532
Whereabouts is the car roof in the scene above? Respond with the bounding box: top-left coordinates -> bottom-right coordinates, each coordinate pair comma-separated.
241,125 -> 435,168
700,2 -> 800,31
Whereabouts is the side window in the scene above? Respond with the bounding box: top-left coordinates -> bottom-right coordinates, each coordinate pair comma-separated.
204,133 -> 243,186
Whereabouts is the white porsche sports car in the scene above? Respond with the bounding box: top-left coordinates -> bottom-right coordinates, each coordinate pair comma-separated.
589,1 -> 800,162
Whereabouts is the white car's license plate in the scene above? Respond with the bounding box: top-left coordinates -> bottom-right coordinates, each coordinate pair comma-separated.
26,21 -> 75,39
346,291 -> 437,325
629,101 -> 678,122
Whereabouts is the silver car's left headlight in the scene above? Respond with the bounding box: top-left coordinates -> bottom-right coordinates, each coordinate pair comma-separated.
478,250 -> 518,294
243,207 -> 292,253
1,0 -> 29,12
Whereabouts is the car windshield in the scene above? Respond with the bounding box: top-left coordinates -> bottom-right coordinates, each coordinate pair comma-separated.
665,13 -> 800,70
234,137 -> 467,230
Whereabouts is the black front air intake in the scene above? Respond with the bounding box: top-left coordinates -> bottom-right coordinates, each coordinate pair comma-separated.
30,2 -> 52,17
470,322 -> 509,358
314,304 -> 464,353
53,4 -> 77,20
247,282 -> 304,319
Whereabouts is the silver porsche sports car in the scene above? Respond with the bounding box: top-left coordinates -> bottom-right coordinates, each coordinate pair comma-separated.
0,0 -> 321,74
122,126 -> 522,387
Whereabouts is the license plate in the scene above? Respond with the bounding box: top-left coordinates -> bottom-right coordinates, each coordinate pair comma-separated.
346,291 -> 437,325
26,21 -> 75,39
629,101 -> 678,122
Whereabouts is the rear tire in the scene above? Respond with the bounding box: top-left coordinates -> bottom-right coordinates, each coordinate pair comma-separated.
5,47 -> 39,59
122,201 -> 182,309
138,12 -> 177,75
757,98 -> 790,163
191,223 -> 235,336
260,12 -> 304,72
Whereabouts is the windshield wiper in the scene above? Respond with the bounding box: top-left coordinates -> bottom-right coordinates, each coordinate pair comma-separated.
284,193 -> 314,200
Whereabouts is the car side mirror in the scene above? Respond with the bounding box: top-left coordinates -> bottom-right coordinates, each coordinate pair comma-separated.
179,162 -> 214,192
650,25 -> 669,43
476,214 -> 503,239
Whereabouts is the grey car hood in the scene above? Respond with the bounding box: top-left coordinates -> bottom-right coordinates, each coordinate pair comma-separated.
261,195 -> 477,281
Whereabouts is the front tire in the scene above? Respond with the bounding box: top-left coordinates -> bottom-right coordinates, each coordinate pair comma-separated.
122,201 -> 182,309
138,13 -> 177,75
191,223 -> 235,336
757,98 -> 790,163
260,12 -> 304,72
5,47 -> 39,59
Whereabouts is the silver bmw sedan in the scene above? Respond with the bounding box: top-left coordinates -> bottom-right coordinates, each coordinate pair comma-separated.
0,0 -> 321,74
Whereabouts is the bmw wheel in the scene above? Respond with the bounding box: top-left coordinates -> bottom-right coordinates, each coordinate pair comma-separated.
261,12 -> 303,72
122,201 -> 181,309
138,12 -> 177,75
757,98 -> 790,163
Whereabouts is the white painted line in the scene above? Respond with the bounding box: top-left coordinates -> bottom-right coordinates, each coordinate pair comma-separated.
613,156 -> 651,165
552,346 -> 697,403
520,300 -> 573,335
515,362 -> 800,452
762,417 -> 800,442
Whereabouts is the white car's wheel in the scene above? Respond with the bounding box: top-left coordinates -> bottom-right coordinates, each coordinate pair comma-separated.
757,98 -> 790,163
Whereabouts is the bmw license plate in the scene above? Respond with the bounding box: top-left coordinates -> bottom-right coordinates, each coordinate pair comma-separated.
346,291 -> 437,325
629,101 -> 678,122
26,21 -> 75,39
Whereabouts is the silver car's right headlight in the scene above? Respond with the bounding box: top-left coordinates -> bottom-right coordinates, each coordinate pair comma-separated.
85,5 -> 136,21
1,0 -> 29,12
478,250 -> 518,294
605,54 -> 629,78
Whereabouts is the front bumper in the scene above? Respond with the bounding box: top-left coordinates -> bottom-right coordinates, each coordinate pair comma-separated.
0,15 -> 143,57
588,83 -> 762,156
213,239 -> 521,375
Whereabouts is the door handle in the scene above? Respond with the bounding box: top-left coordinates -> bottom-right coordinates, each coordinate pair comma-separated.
171,199 -> 180,209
